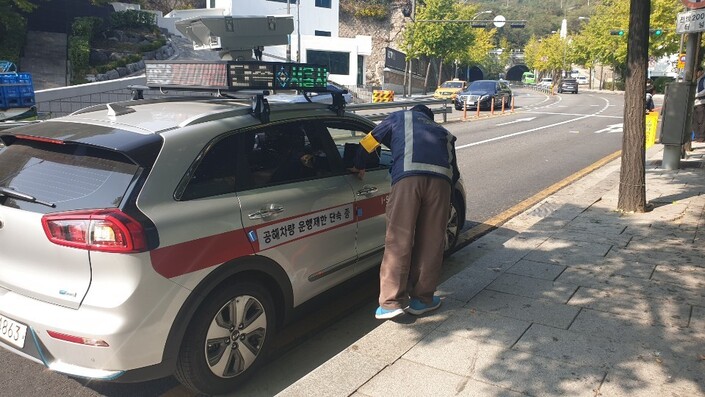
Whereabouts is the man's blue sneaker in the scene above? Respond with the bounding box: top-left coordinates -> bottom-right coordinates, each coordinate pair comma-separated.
407,296 -> 442,315
375,306 -> 405,320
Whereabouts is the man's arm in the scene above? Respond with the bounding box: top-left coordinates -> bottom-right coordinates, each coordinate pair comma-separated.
350,115 -> 395,178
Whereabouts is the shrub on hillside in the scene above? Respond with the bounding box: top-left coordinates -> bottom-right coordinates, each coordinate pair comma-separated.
0,19 -> 27,65
340,0 -> 391,21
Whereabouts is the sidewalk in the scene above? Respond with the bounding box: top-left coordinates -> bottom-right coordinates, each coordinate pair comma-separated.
277,143 -> 705,397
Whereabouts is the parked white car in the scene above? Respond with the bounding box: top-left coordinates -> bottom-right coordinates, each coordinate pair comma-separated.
576,76 -> 589,85
538,78 -> 553,88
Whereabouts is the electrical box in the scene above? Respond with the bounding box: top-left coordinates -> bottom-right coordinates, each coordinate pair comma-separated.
660,82 -> 693,145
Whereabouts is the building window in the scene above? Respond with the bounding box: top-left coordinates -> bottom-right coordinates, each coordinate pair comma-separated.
307,50 -> 349,75
315,0 -> 331,8
209,0 -> 215,8
314,30 -> 331,37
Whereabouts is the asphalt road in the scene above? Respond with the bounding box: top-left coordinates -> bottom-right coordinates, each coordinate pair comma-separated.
0,86 -> 631,397
449,87 -> 625,229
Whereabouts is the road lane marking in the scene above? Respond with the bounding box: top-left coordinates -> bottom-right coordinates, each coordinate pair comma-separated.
496,117 -> 536,126
456,97 -> 612,150
595,123 -> 623,134
524,111 -> 621,119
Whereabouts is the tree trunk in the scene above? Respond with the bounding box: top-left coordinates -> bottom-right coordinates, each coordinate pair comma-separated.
424,59 -> 432,94
617,0 -> 649,213
437,58 -> 444,86
403,60 -> 409,97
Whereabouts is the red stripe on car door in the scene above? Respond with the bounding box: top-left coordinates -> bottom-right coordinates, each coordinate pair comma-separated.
150,229 -> 254,278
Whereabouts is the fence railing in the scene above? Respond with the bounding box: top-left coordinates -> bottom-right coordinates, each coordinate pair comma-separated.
347,98 -> 452,123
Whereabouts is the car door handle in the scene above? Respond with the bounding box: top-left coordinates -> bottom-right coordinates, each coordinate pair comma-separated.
356,186 -> 378,196
248,204 -> 284,220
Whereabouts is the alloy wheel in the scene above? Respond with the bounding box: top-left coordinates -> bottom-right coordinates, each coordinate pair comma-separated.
204,294 -> 267,378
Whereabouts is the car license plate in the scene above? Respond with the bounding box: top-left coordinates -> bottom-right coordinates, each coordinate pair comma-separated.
0,313 -> 27,349
467,101 -> 475,106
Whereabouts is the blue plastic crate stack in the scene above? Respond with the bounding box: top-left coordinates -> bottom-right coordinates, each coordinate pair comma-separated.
0,61 -> 35,110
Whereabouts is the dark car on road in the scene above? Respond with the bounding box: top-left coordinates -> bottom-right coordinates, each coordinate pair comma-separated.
455,80 -> 512,111
558,78 -> 579,94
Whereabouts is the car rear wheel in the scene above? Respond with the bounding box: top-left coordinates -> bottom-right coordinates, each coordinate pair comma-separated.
175,280 -> 275,395
444,195 -> 462,256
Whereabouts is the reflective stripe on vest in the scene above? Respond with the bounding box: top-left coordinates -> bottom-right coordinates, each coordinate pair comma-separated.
402,111 -> 454,179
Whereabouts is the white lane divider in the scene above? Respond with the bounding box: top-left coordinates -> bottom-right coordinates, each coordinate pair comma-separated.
594,123 -> 623,134
496,117 -> 536,126
457,96 -> 612,150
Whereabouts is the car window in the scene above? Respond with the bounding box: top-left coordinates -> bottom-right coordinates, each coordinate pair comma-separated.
179,121 -> 347,199
469,81 -> 495,91
0,139 -> 139,213
441,81 -> 463,88
324,120 -> 391,169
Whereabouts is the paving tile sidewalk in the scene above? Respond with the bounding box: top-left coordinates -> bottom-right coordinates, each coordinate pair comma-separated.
278,143 -> 705,397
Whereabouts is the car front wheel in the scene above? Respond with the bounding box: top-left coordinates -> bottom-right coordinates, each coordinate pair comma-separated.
175,280 -> 275,395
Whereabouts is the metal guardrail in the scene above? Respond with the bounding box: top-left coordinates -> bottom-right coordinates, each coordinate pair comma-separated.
346,97 -> 453,123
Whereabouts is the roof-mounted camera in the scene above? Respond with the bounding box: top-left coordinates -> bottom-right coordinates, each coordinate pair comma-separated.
175,15 -> 294,61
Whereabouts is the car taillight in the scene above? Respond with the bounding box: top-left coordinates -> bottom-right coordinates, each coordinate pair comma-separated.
41,209 -> 147,253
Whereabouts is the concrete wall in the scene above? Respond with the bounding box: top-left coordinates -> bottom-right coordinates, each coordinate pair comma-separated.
34,76 -> 146,118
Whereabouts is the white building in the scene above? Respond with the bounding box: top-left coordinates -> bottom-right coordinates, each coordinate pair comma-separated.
163,0 -> 371,87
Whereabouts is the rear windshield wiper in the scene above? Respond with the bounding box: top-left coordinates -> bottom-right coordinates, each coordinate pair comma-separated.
0,186 -> 56,208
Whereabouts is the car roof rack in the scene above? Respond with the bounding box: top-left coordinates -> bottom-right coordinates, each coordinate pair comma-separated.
128,60 -> 346,122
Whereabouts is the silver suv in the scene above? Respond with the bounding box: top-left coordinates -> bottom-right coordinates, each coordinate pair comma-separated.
0,63 -> 465,395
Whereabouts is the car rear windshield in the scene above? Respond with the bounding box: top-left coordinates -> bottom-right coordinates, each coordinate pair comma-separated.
0,139 -> 139,213
469,81 -> 495,91
442,81 -> 464,88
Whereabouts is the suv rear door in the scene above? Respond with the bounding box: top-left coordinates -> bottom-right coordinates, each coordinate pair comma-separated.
0,135 -> 141,308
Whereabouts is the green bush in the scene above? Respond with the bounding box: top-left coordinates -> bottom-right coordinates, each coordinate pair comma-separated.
110,10 -> 156,29
139,37 -> 166,52
341,0 -> 391,20
69,17 -> 104,84
68,36 -> 90,84
653,77 -> 674,94
72,17 -> 103,39
0,14 -> 27,65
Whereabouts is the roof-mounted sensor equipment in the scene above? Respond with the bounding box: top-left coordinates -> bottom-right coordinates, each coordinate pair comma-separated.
175,15 -> 294,61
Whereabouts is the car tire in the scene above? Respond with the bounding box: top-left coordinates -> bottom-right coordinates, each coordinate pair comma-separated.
444,194 -> 462,257
175,280 -> 276,396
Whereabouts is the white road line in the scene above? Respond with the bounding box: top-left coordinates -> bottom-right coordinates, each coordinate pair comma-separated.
496,117 -> 536,126
594,123 -> 623,134
457,97 -> 612,150
524,111 -> 622,119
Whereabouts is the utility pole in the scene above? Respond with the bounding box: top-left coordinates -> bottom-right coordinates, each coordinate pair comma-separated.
617,0 -> 650,212
296,0 -> 301,62
286,1 -> 291,61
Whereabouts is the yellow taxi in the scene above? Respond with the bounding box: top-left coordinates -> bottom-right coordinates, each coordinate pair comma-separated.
433,78 -> 467,101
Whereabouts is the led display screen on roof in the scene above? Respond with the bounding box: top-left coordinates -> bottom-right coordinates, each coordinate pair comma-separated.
145,61 -> 329,92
